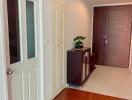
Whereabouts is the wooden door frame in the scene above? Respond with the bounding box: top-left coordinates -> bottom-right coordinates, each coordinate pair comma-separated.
91,2 -> 132,69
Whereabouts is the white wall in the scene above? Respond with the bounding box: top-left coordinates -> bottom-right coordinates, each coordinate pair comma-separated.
65,0 -> 93,50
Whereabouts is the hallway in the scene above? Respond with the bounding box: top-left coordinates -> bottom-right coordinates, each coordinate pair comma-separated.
81,66 -> 132,100
1,0 -> 132,100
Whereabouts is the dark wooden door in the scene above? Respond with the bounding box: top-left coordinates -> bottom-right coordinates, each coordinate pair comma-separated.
92,5 -> 132,68
92,7 -> 107,65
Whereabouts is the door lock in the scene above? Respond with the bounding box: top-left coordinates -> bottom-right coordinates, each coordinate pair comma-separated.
7,69 -> 13,75
105,40 -> 108,45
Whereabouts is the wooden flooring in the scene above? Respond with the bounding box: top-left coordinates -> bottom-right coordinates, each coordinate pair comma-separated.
53,88 -> 127,100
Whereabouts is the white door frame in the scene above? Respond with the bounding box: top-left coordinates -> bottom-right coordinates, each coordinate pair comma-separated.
0,0 -> 9,100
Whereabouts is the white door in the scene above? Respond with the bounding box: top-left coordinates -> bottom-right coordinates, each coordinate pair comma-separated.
6,0 -> 40,100
50,1 -> 66,98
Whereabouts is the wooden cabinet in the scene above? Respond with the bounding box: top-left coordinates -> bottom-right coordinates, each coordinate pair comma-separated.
67,48 -> 93,86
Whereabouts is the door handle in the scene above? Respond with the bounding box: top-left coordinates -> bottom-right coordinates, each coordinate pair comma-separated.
7,68 -> 13,75
105,40 -> 108,44
105,40 -> 110,45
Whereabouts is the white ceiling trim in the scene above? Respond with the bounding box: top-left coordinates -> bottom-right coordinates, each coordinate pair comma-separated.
92,2 -> 132,7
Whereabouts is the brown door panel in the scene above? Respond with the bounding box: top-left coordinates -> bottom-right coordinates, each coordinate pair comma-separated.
92,7 -> 106,65
92,5 -> 132,68
105,6 -> 132,67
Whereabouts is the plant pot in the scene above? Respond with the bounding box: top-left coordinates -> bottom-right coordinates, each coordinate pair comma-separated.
75,45 -> 83,49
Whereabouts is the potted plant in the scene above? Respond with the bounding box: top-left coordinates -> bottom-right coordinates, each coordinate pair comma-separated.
74,36 -> 86,49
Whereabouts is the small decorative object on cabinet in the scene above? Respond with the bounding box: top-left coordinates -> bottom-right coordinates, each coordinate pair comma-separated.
74,36 -> 86,49
67,47 -> 94,86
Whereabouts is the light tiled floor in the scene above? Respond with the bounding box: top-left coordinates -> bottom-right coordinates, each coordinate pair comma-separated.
81,65 -> 132,100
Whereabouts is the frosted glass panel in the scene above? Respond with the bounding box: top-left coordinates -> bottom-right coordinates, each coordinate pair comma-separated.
26,1 -> 35,59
